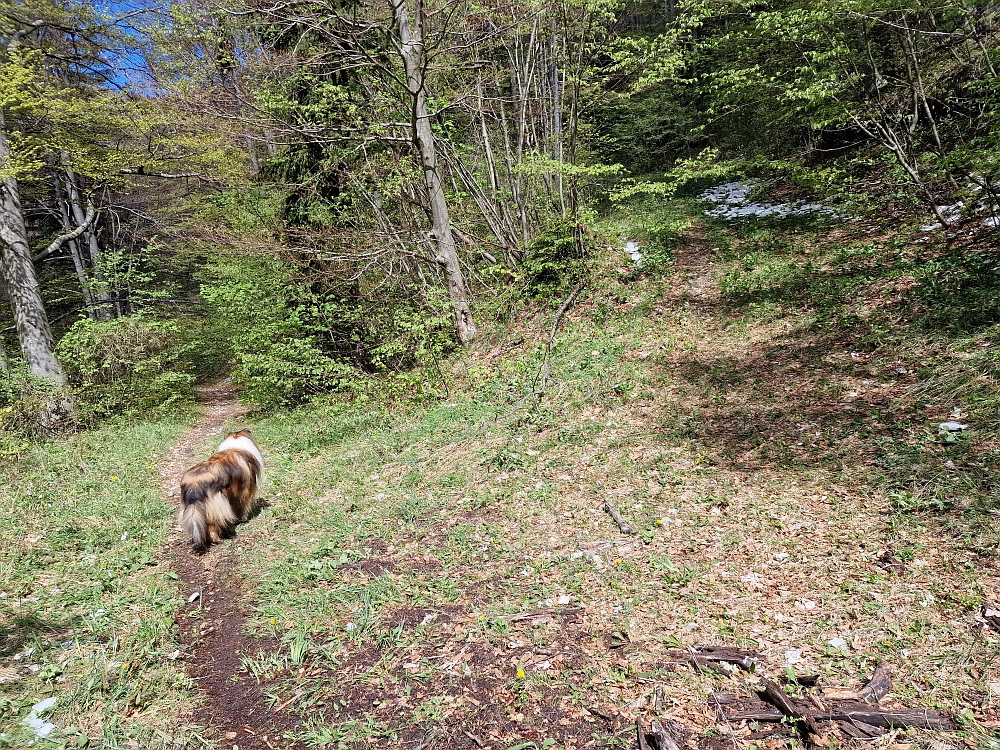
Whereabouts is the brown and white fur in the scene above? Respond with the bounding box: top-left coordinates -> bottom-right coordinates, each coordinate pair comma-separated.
178,429 -> 263,550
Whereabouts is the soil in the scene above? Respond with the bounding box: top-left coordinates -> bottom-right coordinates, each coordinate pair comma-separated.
158,383 -> 306,750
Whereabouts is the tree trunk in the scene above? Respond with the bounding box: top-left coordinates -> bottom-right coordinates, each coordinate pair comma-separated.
0,111 -> 69,387
52,173 -> 98,316
60,151 -> 114,320
390,0 -> 476,344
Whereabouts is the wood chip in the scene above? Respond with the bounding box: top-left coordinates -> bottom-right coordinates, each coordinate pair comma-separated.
822,688 -> 864,701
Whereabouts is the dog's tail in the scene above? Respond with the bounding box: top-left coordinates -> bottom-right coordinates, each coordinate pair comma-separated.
179,484 -> 237,550
178,502 -> 208,550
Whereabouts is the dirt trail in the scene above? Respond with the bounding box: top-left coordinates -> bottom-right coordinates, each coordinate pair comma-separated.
159,383 -> 304,750
672,225 -> 719,309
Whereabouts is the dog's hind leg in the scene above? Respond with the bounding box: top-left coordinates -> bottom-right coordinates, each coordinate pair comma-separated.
203,490 -> 237,544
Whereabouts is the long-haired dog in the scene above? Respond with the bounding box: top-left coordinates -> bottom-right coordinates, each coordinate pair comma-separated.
179,429 -> 263,550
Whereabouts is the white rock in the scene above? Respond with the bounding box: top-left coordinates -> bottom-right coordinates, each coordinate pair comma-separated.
827,637 -> 849,652
31,697 -> 56,714
557,594 -> 572,605
784,649 -> 804,664
939,421 -> 968,432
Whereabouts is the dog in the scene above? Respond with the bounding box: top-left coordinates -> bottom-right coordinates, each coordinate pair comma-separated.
179,429 -> 263,550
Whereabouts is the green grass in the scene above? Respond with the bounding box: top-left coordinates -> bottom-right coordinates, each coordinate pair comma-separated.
0,417 -> 195,749
217,196 -> 1000,745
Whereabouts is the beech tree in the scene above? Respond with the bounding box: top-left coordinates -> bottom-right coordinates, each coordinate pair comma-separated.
0,110 -> 69,384
390,0 -> 476,343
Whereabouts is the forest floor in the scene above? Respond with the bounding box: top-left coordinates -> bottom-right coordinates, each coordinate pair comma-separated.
3,198 -> 1000,750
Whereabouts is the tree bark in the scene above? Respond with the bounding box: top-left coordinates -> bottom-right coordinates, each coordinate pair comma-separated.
390,0 -> 476,344
60,151 -> 114,320
0,111 -> 69,386
52,174 -> 98,316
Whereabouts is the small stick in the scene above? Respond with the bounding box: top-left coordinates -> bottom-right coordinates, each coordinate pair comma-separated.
654,685 -> 665,713
496,607 -> 584,623
548,281 -> 586,352
757,678 -> 822,740
535,281 -> 586,396
604,498 -> 637,535
273,690 -> 305,712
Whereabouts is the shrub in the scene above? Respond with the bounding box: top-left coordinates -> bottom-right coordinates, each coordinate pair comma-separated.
523,220 -> 588,298
0,366 -> 67,455
56,316 -> 196,421
199,255 -> 456,407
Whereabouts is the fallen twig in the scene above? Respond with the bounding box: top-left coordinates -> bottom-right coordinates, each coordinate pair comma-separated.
273,690 -> 305,713
757,677 -> 823,740
727,703 -> 951,730
604,498 -> 637,535
495,606 -> 585,623
548,281 -> 586,352
535,281 -> 587,396
669,646 -> 762,673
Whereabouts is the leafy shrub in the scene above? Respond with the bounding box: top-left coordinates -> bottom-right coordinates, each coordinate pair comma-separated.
523,220 -> 588,298
199,255 -> 456,407
56,316 -> 196,421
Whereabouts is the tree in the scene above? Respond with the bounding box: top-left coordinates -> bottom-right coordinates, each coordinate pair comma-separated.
390,0 -> 476,343
0,32 -> 70,386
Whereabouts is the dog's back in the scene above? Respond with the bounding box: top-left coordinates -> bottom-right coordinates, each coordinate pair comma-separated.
179,430 -> 262,549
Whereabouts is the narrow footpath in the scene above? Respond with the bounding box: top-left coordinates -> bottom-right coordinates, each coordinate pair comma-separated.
158,383 -> 304,750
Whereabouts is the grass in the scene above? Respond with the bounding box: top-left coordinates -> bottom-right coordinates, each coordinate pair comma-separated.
0,416 -> 197,748
3,192 -> 1000,748
205,195 -> 1000,746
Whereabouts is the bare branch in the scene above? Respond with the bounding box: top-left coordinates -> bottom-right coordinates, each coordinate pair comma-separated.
33,201 -> 96,263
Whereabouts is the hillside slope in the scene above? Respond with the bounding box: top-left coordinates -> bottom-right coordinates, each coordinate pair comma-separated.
3,198 -> 1000,749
